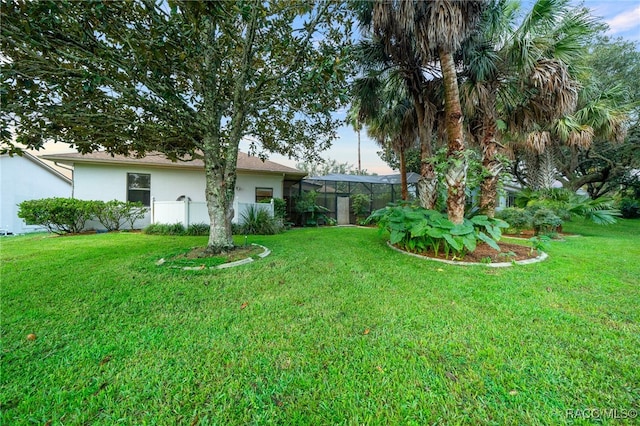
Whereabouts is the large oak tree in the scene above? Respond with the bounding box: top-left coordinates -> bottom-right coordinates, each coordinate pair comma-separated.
1,0 -> 352,252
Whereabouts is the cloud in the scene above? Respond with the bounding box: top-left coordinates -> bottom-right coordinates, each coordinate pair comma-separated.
606,6 -> 640,35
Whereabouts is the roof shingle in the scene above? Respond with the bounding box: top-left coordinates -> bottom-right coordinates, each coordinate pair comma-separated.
41,151 -> 306,178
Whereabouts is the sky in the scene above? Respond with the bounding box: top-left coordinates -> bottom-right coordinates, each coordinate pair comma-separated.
245,0 -> 640,175
34,0 -> 640,176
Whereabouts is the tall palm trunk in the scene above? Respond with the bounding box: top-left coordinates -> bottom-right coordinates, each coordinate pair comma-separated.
526,148 -> 557,190
440,49 -> 467,224
398,144 -> 409,200
357,128 -> 361,174
479,93 -> 502,217
415,98 -> 438,209
479,124 -> 501,217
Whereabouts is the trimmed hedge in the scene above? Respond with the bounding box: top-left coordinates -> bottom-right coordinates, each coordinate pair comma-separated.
17,198 -> 147,234
94,200 -> 147,231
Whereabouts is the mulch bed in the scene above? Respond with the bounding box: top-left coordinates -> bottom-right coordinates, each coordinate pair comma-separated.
177,245 -> 263,262
394,240 -> 538,263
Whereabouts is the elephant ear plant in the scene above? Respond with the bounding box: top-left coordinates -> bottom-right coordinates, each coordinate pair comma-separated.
367,203 -> 509,259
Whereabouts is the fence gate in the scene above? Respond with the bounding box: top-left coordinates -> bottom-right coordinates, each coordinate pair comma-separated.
337,196 -> 350,225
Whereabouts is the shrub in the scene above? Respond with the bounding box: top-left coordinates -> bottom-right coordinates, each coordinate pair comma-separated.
17,198 -> 100,234
239,205 -> 282,235
532,208 -> 563,236
259,198 -> 293,227
351,193 -> 370,223
231,223 -> 243,235
294,191 -> 330,226
184,223 -> 209,236
259,198 -> 287,220
367,203 -> 508,259
618,198 -> 640,219
95,200 -> 147,231
516,188 -> 620,225
496,208 -> 533,234
143,223 -> 185,235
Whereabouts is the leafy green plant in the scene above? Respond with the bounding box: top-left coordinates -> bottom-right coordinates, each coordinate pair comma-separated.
351,193 -> 371,223
498,251 -> 517,264
17,197 -> 101,234
259,198 -> 287,220
184,223 -> 209,236
618,198 -> 640,219
367,203 -> 508,259
516,188 -> 620,225
294,191 -> 330,226
495,208 -> 533,234
95,200 -> 147,231
532,208 -> 563,236
239,205 -> 282,235
321,216 -> 337,226
528,235 -> 551,255
143,223 -> 185,235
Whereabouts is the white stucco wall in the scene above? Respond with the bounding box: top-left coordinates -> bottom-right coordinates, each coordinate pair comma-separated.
73,164 -> 207,202
72,163 -> 286,228
235,173 -> 284,203
0,155 -> 72,234
74,164 -> 284,203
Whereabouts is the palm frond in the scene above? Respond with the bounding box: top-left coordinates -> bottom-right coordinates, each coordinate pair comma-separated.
546,6 -> 602,66
528,59 -> 578,120
415,0 -> 487,54
567,195 -> 620,224
525,130 -> 551,154
566,127 -> 594,149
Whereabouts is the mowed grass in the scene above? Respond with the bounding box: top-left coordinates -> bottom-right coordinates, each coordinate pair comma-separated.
1,220 -> 639,425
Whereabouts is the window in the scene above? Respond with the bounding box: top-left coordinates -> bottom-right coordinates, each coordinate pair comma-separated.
255,187 -> 273,202
506,192 -> 517,208
127,173 -> 151,206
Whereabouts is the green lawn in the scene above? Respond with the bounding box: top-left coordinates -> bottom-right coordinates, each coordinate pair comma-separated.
1,220 -> 639,425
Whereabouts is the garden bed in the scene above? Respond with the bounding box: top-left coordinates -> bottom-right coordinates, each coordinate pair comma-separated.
389,240 -> 546,266
156,243 -> 271,270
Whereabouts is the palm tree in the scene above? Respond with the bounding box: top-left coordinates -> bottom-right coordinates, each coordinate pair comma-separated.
515,77 -> 629,192
410,0 -> 487,224
461,0 -> 597,216
346,103 -> 363,174
368,95 -> 419,200
357,2 -> 440,209
352,72 -> 418,199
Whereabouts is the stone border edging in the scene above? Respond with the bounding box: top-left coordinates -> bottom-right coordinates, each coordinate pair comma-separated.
386,241 -> 547,268
156,243 -> 271,271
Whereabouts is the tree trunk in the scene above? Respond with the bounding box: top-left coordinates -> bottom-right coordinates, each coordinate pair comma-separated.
415,99 -> 438,209
479,120 -> 502,218
526,148 -> 556,190
203,146 -> 236,254
357,128 -> 362,174
440,49 -> 466,224
399,146 -> 408,200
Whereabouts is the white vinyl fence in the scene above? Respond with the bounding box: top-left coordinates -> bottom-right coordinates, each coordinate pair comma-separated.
151,198 -> 273,226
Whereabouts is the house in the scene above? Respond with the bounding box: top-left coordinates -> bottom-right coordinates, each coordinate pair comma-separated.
0,152 -> 72,234
40,151 -> 307,228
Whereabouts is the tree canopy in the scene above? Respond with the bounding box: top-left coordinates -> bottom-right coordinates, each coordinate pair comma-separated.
1,0 -> 353,251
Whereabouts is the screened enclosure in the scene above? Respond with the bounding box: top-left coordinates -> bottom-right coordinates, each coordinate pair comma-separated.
287,173 -> 420,225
